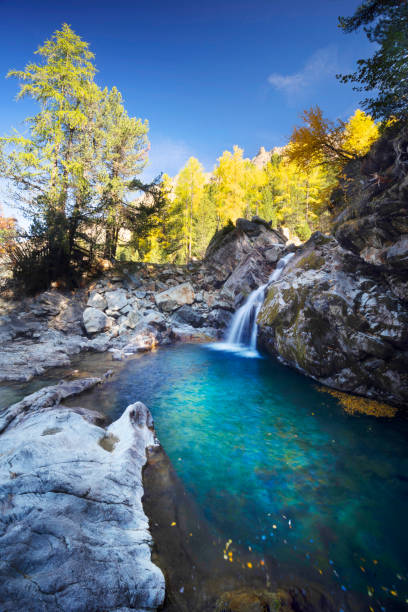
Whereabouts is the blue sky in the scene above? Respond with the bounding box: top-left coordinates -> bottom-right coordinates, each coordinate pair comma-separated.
0,0 -> 371,218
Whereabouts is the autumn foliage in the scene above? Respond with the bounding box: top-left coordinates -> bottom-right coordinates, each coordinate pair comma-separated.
287,106 -> 379,170
0,207 -> 16,255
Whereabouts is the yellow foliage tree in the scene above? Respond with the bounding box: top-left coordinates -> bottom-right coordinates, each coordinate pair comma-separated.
342,109 -> 379,157
287,106 -> 379,170
213,146 -> 248,224
174,157 -> 206,261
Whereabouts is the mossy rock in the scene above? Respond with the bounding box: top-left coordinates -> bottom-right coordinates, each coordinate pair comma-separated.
295,251 -> 325,271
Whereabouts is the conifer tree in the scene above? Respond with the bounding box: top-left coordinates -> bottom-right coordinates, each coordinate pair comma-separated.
173,157 -> 206,261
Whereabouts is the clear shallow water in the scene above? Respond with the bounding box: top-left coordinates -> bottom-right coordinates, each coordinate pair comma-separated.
74,343 -> 408,609
3,343 -> 408,609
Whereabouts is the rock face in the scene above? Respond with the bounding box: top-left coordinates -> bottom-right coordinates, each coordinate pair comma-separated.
0,380 -> 165,611
257,127 -> 408,407
258,229 -> 408,407
204,217 -> 287,291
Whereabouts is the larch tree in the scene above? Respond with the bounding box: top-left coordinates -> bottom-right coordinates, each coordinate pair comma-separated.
213,146 -> 247,225
174,157 -> 206,262
0,23 -> 101,286
0,24 -> 158,291
342,109 -> 379,156
287,106 -> 379,170
97,86 -> 149,259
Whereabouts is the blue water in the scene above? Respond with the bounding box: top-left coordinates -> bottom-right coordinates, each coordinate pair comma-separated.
82,344 -> 408,608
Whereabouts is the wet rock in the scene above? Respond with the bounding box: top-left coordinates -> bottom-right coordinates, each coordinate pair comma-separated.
0,377 -> 102,434
0,392 -> 165,611
0,331 -> 89,383
83,307 -> 113,334
155,282 -> 195,312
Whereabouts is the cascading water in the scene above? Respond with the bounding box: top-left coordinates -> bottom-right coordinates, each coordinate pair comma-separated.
212,252 -> 294,357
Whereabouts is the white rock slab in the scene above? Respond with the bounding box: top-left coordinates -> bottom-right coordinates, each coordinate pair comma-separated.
0,392 -> 165,611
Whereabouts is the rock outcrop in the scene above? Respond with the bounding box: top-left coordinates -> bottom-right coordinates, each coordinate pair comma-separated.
0,379 -> 165,611
205,217 -> 287,297
258,126 -> 408,408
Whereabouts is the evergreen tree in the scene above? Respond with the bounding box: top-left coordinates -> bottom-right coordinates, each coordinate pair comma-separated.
337,0 -> 408,121
0,24 -> 159,291
97,86 -> 149,258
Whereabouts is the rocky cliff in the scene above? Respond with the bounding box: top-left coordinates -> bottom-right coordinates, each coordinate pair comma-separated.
258,125 -> 408,408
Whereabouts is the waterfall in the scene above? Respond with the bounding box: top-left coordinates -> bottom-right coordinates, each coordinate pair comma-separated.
210,252 -> 294,357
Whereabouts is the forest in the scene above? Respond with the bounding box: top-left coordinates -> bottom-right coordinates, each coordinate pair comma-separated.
0,1 -> 395,287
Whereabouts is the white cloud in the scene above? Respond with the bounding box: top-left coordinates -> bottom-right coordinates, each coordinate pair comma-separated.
267,46 -> 339,101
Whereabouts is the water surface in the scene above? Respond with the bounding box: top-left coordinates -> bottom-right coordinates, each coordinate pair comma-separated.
2,343 -> 407,609
64,343 -> 408,610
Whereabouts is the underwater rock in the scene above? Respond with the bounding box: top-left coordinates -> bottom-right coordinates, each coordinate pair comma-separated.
215,588 -> 292,612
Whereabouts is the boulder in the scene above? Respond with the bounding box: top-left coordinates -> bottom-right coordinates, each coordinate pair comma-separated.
105,289 -> 128,311
206,308 -> 233,329
154,282 -> 195,312
86,291 -> 107,310
143,310 -> 166,328
83,307 -> 113,334
124,331 -> 157,353
172,305 -> 205,328
127,308 -> 142,329
0,389 -> 165,611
